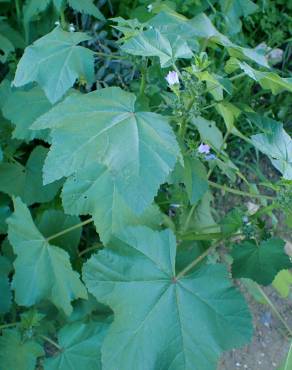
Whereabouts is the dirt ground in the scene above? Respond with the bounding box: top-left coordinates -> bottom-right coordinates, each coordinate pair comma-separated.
218,285 -> 291,369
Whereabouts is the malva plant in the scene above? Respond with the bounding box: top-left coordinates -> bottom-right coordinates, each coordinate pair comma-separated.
0,1 -> 292,370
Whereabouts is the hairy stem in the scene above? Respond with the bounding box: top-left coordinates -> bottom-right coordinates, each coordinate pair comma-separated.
256,286 -> 292,337
78,244 -> 102,257
40,335 -> 62,351
0,322 -> 18,330
208,181 -> 275,200
176,240 -> 221,279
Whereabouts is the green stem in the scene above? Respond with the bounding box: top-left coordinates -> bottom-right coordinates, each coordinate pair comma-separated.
179,95 -> 196,137
176,240 -> 221,279
256,285 -> 292,337
46,218 -> 93,242
78,244 -> 101,257
201,102 -> 217,111
208,181 -> 275,200
183,202 -> 196,232
40,335 -> 62,351
60,6 -> 66,29
283,343 -> 292,370
179,231 -> 224,241
94,52 -> 128,60
207,130 -> 231,179
139,61 -> 147,97
0,322 -> 18,330
229,72 -> 246,81
15,0 -> 21,25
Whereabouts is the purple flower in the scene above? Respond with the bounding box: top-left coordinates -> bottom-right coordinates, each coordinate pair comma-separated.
198,143 -> 210,154
205,154 -> 217,160
165,71 -> 179,86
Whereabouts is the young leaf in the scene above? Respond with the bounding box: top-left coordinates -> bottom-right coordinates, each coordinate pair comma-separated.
231,238 -> 292,285
83,226 -> 252,370
2,85 -> 51,142
0,329 -> 44,370
23,0 -> 51,25
62,163 -> 163,244
192,116 -> 223,151
23,0 -> 104,23
44,322 -> 108,370
272,270 -> 292,298
0,146 -> 62,205
13,28 -> 95,103
188,13 -> 268,67
188,192 -> 219,233
148,11 -> 200,52
121,28 -> 193,67
33,87 -> 180,213
220,0 -> 258,35
226,58 -> 292,94
172,156 -> 209,205
68,0 -> 105,20
251,122 -> 292,180
7,198 -> 87,315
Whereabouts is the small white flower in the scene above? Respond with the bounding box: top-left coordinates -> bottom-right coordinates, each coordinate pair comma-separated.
147,4 -> 153,12
55,20 -> 60,26
69,23 -> 75,32
165,71 -> 179,86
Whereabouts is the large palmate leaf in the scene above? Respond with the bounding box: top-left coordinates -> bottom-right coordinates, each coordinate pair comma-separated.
2,85 -> 51,142
0,329 -> 44,370
231,238 -> 292,285
62,163 -> 163,243
250,120 -> 292,180
7,198 -> 87,315
44,322 -> 108,370
226,58 -> 292,94
83,226 -> 252,370
121,28 -> 193,67
33,87 -> 180,213
13,27 -> 95,103
0,146 -> 61,205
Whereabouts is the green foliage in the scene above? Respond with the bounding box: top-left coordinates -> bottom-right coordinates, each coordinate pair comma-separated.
13,28 -> 95,103
83,226 -> 252,369
0,329 -> 44,370
2,85 -> 51,142
32,87 -> 180,214
7,198 -> 87,315
44,322 -> 108,370
0,1 -> 292,369
231,238 -> 292,285
0,146 -> 61,205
